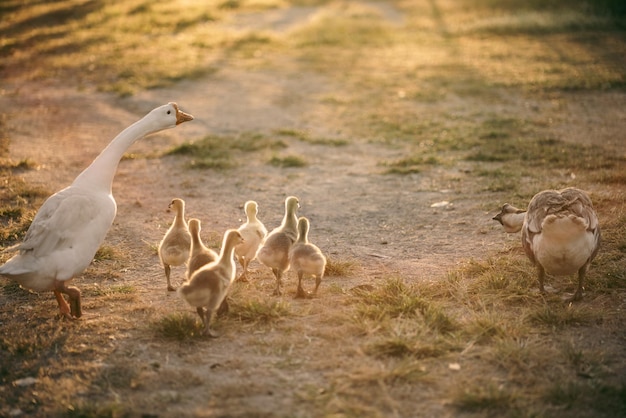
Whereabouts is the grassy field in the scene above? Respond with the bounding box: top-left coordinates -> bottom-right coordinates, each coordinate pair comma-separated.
1,0 -> 625,417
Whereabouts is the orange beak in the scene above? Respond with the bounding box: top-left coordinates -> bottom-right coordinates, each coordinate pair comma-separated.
169,102 -> 194,125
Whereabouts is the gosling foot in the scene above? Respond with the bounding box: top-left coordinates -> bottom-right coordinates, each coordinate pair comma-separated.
203,328 -> 220,338
294,287 -> 313,299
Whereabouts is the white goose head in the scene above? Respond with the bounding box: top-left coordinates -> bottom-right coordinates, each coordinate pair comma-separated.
148,102 -> 194,129
73,102 -> 193,191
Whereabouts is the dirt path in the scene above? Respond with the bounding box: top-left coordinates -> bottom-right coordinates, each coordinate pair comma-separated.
1,3 -> 625,416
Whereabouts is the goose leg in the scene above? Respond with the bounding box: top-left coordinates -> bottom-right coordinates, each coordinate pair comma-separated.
164,264 -> 176,291
66,286 -> 82,318
54,280 -> 81,319
571,264 -> 588,302
537,265 -> 546,293
53,290 -> 72,319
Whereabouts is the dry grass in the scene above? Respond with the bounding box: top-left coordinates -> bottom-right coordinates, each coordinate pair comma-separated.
0,0 -> 625,417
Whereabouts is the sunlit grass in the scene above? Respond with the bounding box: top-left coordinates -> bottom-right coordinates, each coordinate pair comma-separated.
0,167 -> 49,243
324,257 -> 359,277
3,0 -> 622,98
274,128 -> 349,146
527,303 -> 599,328
231,298 -> 291,323
85,284 -> 136,298
165,133 -> 286,169
66,402 -> 127,418
152,312 -> 205,341
452,383 -> 517,414
380,155 -> 443,175
351,277 -> 458,334
0,1 -> 625,416
268,154 -> 307,168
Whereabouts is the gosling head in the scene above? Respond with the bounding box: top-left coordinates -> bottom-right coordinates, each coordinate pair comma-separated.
286,196 -> 300,212
168,198 -> 185,212
244,201 -> 259,217
225,229 -> 245,248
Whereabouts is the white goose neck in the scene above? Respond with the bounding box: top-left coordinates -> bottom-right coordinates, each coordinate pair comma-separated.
72,115 -> 164,192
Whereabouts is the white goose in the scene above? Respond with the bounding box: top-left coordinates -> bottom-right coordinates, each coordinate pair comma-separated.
289,216 -> 326,299
493,187 -> 601,301
186,218 -> 218,280
256,196 -> 300,295
158,198 -> 191,291
0,103 -> 193,318
178,229 -> 244,337
234,200 -> 267,281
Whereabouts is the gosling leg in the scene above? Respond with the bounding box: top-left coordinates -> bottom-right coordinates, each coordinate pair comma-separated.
272,268 -> 283,296
165,264 -> 176,291
203,309 -> 219,338
295,272 -> 310,299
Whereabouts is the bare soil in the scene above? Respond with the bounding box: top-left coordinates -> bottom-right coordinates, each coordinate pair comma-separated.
1,4 -> 625,418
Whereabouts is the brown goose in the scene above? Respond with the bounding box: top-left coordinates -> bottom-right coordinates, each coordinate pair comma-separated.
493,187 -> 601,301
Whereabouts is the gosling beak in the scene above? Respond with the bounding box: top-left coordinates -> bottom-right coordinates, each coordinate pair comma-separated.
170,102 -> 194,125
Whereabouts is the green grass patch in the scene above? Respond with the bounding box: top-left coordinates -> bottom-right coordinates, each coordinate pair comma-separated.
324,257 -> 359,277
268,155 -> 307,168
0,171 -> 50,243
86,284 -> 136,297
165,133 -> 286,169
544,381 -> 626,414
93,245 -> 118,261
381,155 -> 443,175
467,136 -> 625,172
274,128 -> 349,146
453,383 -> 517,414
66,401 -> 128,418
366,335 -> 457,360
231,298 -> 291,323
474,168 -> 519,192
292,13 -> 394,49
527,303 -> 599,329
352,277 -> 458,333
152,312 -> 205,341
